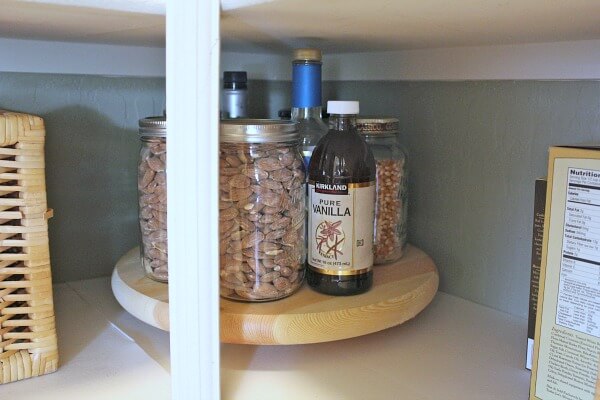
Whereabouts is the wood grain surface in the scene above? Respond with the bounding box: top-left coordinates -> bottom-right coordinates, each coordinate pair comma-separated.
111,247 -> 169,331
112,245 -> 438,344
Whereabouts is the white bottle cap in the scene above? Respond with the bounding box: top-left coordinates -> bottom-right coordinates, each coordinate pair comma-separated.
327,100 -> 359,115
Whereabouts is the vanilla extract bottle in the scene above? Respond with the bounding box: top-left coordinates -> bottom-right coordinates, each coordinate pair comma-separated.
307,101 -> 376,295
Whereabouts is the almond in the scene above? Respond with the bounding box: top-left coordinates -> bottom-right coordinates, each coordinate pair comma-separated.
219,143 -> 306,301
229,174 -> 251,189
256,157 -> 282,171
241,231 -> 264,249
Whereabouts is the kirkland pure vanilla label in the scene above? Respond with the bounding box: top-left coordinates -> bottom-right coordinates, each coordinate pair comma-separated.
307,181 -> 375,275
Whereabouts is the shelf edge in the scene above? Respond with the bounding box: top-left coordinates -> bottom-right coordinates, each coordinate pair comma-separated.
3,38 -> 599,80
223,39 -> 600,81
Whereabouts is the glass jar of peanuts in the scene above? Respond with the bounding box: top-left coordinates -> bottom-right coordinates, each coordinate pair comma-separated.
219,120 -> 306,302
138,116 -> 168,282
357,117 -> 407,264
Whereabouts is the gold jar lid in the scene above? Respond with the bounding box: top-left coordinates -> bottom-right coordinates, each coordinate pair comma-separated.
293,48 -> 322,62
356,117 -> 399,135
220,119 -> 299,143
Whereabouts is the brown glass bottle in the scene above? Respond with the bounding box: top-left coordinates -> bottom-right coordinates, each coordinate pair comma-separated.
306,101 -> 376,295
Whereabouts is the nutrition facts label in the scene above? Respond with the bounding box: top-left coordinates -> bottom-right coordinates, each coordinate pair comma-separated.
557,168 -> 600,337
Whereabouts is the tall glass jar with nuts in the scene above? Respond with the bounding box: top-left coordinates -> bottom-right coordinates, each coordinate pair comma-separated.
138,116 -> 168,282
219,120 -> 306,302
357,117 -> 407,265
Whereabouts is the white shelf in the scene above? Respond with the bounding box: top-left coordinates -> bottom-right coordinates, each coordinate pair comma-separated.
3,0 -> 600,53
1,0 -> 164,46
220,291 -> 531,399
223,40 -> 600,81
223,0 -> 600,54
7,277 -> 530,399
2,280 -> 170,399
2,1 -> 600,79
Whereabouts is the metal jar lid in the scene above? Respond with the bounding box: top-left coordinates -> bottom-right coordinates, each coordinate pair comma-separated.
220,119 -> 299,143
139,116 -> 166,137
356,117 -> 399,135
293,48 -> 322,62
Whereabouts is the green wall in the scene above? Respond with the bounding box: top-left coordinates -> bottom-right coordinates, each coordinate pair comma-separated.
1,73 -> 599,318
0,72 -> 165,283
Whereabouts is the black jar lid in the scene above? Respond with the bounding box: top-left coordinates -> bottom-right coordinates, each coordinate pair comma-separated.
223,71 -> 248,84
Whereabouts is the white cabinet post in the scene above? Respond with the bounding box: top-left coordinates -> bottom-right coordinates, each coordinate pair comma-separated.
166,0 -> 220,399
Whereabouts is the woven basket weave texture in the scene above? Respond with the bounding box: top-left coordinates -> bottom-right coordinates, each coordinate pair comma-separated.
0,110 -> 58,384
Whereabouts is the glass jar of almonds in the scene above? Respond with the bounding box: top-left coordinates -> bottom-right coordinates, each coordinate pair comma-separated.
138,116 -> 168,282
219,120 -> 306,302
357,117 -> 407,265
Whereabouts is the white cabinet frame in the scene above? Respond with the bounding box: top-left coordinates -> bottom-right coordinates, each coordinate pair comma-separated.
166,1 -> 221,399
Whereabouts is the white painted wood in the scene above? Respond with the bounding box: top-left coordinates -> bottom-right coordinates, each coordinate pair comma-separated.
1,0 -> 164,47
221,0 -> 272,11
3,0 -> 600,52
166,0 -> 220,399
323,40 -> 600,81
4,282 -> 170,399
220,292 -> 530,399
2,3 -> 599,80
70,277 -> 170,371
221,40 -> 600,81
0,38 -> 165,77
222,0 -> 600,53
15,0 -> 164,14
51,277 -> 530,400
2,38 -> 599,80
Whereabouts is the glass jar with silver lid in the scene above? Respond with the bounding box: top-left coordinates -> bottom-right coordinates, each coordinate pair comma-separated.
357,117 -> 408,264
138,116 -> 168,282
219,120 -> 306,301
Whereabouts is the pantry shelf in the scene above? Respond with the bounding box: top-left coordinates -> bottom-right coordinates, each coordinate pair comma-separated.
3,1 -> 600,53
111,245 -> 439,344
220,0 -> 600,53
1,0 -> 165,47
5,277 -> 530,399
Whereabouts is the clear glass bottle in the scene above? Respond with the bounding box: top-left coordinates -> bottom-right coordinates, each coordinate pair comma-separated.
219,120 -> 306,302
357,118 -> 408,264
307,101 -> 376,296
138,116 -> 168,282
221,71 -> 248,119
291,48 -> 328,168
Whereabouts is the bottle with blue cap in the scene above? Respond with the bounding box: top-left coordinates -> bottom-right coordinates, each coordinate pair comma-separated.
291,48 -> 328,167
306,100 -> 376,295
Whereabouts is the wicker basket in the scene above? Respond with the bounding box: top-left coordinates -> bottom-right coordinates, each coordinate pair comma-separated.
0,110 -> 57,383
